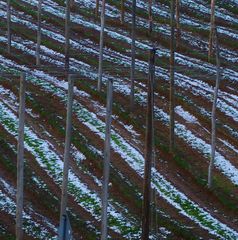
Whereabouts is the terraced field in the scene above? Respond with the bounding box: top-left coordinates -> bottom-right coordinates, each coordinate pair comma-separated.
0,0 -> 237,239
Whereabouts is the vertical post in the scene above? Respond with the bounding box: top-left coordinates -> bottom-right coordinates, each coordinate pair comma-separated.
175,0 -> 181,48
120,0 -> 125,24
36,0 -> 42,66
7,0 -> 11,54
208,0 -> 216,62
130,0 -> 136,111
101,78 -> 113,240
141,49 -> 156,240
98,0 -> 106,91
16,73 -> 26,240
169,0 -> 175,152
58,75 -> 74,240
148,0 -> 153,35
208,28 -> 220,189
65,0 -> 70,72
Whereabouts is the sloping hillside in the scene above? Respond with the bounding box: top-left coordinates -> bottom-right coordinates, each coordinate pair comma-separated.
0,0 -> 237,239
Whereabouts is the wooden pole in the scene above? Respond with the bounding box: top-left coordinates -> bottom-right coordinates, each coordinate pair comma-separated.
175,0 -> 181,48
130,0 -> 136,111
208,0 -> 216,62
65,0 -> 70,72
208,28 -> 220,189
16,73 -> 26,240
101,78 -> 113,240
169,0 -> 175,152
120,0 -> 125,24
36,0 -> 42,66
7,0 -> 11,54
141,48 -> 156,240
148,0 -> 153,35
58,75 -> 74,240
98,0 -> 106,91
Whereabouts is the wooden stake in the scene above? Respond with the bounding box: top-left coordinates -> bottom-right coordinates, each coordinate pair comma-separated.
65,0 -> 70,72
58,75 -> 74,240
208,28 -> 220,189
101,78 -> 113,240
148,0 -> 153,35
141,48 -> 156,240
98,0 -> 106,91
7,0 -> 11,54
16,73 -> 26,240
36,0 -> 42,66
175,0 -> 181,48
169,0 -> 175,152
208,0 -> 216,62
130,0 -> 136,111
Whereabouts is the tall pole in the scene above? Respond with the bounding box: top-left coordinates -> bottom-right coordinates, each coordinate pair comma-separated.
148,0 -> 153,35
130,0 -> 136,111
169,0 -> 175,152
7,0 -> 11,54
175,0 -> 181,48
16,73 -> 26,240
101,78 -> 113,240
98,0 -> 106,91
36,0 -> 42,66
208,0 -> 216,62
141,48 -> 156,240
65,0 -> 70,72
208,28 -> 220,189
58,75 -> 74,240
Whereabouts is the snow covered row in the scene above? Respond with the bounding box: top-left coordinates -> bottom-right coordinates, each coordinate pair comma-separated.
0,177 -> 57,239
182,0 -> 238,24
